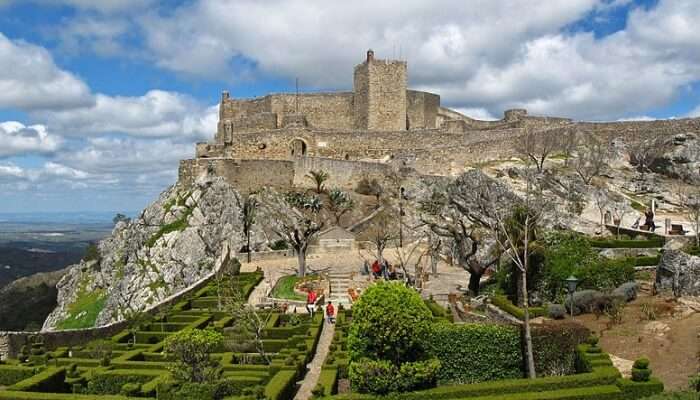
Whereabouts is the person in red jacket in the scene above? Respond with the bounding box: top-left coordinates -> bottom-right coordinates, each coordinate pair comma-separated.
306,289 -> 317,317
325,301 -> 335,324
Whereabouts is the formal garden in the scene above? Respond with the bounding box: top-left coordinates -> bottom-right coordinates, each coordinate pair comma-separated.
0,271 -> 325,399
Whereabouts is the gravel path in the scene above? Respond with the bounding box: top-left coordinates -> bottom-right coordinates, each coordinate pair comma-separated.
294,320 -> 336,400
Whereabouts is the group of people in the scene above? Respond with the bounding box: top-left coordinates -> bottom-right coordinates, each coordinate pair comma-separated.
305,289 -> 334,324
631,208 -> 657,232
368,259 -> 399,280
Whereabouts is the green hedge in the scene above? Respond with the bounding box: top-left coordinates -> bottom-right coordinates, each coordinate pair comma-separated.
424,323 -> 522,384
588,238 -> 664,249
264,370 -> 298,400
424,300 -> 454,322
490,295 -> 546,320
531,322 -> 590,377
0,392 -> 148,400
317,368 -> 339,397
0,366 -> 38,386
632,256 -> 660,266
616,378 -> 664,400
86,369 -> 165,395
9,367 -> 68,393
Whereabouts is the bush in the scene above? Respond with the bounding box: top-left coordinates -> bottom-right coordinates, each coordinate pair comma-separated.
423,323 -> 522,384
547,304 -> 567,319
348,282 -> 433,364
532,322 -> 590,376
633,358 -> 650,370
164,328 -> 224,384
348,358 -> 440,395
119,382 -> 141,396
491,295 -> 547,320
632,368 -> 652,382
639,393 -> 699,400
264,370 -> 297,400
0,366 -> 36,386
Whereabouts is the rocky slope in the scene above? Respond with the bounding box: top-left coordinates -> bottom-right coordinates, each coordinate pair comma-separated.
0,267 -> 68,331
43,177 -> 244,331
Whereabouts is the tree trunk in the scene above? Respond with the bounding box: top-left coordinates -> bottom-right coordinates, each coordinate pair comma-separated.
522,216 -> 536,379
297,247 -> 307,277
431,255 -> 438,275
246,233 -> 251,263
468,269 -> 482,296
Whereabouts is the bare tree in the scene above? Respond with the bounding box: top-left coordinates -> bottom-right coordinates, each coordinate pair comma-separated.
217,273 -> 274,364
418,174 -> 502,295
516,128 -> 562,173
427,231 -> 442,275
242,195 -> 258,263
627,131 -> 672,175
359,208 -> 398,265
394,236 -> 429,288
593,187 -> 612,230
256,189 -> 326,277
574,134 -> 611,185
611,196 -> 631,239
561,128 -> 579,167
327,188 -> 355,226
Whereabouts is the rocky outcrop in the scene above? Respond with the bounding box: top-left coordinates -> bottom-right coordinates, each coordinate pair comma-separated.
656,249 -> 700,297
650,133 -> 700,183
0,268 -> 68,331
43,177 -> 244,331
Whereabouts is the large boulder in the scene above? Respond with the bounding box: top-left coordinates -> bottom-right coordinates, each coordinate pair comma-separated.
43,178 -> 244,331
656,250 -> 700,296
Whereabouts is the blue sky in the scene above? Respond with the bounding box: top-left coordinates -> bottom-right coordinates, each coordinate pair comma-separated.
0,0 -> 699,213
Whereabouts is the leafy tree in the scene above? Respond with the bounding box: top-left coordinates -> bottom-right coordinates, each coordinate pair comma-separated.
348,282 -> 432,365
164,329 -> 224,384
359,208 -> 397,265
305,169 -> 330,194
242,195 -> 258,263
83,243 -> 101,263
256,189 -> 326,277
112,213 -> 131,225
327,188 -> 355,226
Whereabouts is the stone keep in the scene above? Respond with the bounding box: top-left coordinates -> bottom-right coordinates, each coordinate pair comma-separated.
353,49 -> 407,131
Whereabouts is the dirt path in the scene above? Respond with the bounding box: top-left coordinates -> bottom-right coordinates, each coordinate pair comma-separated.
294,320 -> 336,400
577,294 -> 700,390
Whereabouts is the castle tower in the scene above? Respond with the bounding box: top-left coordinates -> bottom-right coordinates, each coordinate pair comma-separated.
353,49 -> 407,131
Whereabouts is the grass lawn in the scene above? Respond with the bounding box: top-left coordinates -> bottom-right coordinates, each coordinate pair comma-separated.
57,288 -> 107,330
270,275 -> 318,301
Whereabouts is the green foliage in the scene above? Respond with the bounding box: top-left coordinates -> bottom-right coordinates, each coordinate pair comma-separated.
145,207 -> 193,247
588,238 -> 665,249
9,367 -> 68,393
270,240 -> 289,251
82,243 -> 101,264
348,282 -> 433,365
264,370 -> 297,400
617,377 -> 665,399
269,274 -> 312,301
56,287 -> 106,330
348,358 -> 441,395
86,370 -> 159,395
540,232 -> 636,300
631,357 -> 652,382
633,358 -> 650,370
424,323 -> 522,384
306,169 -> 330,193
0,366 -> 37,386
532,322 -> 590,376
490,295 -> 546,320
164,328 -> 224,384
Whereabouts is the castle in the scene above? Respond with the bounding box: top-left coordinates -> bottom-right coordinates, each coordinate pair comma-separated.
179,50 -> 700,192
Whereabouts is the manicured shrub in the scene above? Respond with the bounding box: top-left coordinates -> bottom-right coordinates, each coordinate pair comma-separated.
0,366 -> 37,386
119,382 -> 140,396
9,367 -> 68,393
348,282 -> 433,364
547,304 -> 567,319
423,323 -> 522,384
631,357 -> 652,382
638,392 -> 697,400
490,295 -> 546,320
633,358 -> 650,370
264,370 -> 297,400
348,358 -> 440,395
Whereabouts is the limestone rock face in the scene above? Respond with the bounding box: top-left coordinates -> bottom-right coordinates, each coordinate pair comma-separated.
651,133 -> 700,183
43,178 -> 243,331
656,250 -> 700,296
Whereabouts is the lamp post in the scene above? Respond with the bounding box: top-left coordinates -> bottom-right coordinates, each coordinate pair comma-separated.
565,275 -> 580,319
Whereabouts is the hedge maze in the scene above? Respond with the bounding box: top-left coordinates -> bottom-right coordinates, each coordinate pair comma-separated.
0,272 -> 324,400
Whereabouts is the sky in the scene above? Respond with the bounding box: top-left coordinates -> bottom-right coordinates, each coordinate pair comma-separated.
1,0 -> 700,213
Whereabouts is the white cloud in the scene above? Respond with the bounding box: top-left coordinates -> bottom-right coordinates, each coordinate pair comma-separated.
0,121 -> 63,157
0,161 -> 90,182
453,108 -> 499,121
30,0 -> 155,13
0,32 -> 93,110
36,91 -> 218,139
54,16 -> 132,57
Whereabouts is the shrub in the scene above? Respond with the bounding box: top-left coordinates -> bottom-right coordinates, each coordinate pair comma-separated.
270,240 -> 289,251
633,358 -> 650,369
632,357 -> 652,382
423,323 -> 522,384
348,358 -> 440,395
639,393 -> 699,400
119,382 -> 141,396
164,328 -> 224,384
0,366 -> 36,386
531,321 -> 590,377
348,282 -> 433,364
547,304 -> 567,319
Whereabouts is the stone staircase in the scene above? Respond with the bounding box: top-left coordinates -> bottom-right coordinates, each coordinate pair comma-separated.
327,272 -> 353,307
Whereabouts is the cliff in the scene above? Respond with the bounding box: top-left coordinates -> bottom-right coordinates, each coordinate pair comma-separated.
43,177 -> 244,331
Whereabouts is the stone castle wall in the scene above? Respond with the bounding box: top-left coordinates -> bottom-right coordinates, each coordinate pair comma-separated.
178,158 -> 295,193
292,157 -> 392,191
353,56 -> 407,131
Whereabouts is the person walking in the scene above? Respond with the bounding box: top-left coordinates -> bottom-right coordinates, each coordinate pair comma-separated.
326,301 -> 335,324
306,289 -> 317,317
644,208 -> 656,232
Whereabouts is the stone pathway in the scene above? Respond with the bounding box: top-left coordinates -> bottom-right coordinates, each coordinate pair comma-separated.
328,272 -> 352,307
293,320 -> 336,400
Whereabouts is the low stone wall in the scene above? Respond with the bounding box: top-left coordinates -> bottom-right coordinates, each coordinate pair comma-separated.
0,243 -> 232,359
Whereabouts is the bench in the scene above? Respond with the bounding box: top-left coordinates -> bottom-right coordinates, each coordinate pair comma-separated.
669,224 -> 687,235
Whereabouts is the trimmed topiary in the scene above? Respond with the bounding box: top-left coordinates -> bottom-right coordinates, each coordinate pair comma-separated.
632,368 -> 652,382
633,357 -> 650,370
